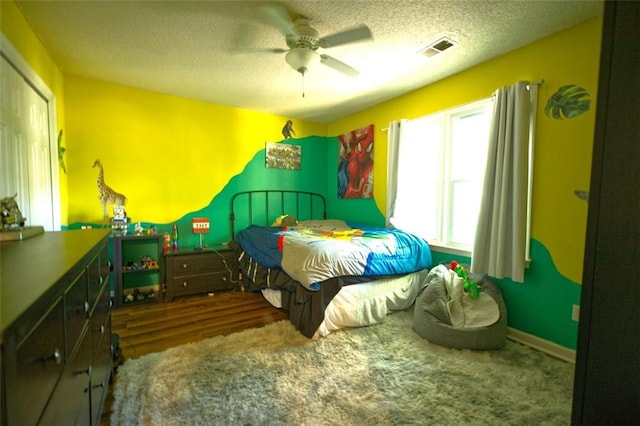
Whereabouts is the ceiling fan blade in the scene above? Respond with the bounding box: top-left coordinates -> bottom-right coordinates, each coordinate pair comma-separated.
231,47 -> 289,55
318,24 -> 373,48
320,54 -> 359,78
257,3 -> 297,36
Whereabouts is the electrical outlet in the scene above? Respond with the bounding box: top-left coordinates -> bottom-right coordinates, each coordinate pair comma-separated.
572,304 -> 580,322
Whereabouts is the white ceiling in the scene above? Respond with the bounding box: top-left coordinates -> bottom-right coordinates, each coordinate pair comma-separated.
16,0 -> 603,123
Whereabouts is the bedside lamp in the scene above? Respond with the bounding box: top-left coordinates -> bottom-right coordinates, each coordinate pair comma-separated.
192,218 -> 210,250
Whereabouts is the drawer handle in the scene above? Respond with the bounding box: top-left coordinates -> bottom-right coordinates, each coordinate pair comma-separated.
100,325 -> 105,334
48,349 -> 63,365
182,281 -> 188,287
182,264 -> 188,269
84,301 -> 90,313
93,380 -> 106,390
76,364 -> 92,376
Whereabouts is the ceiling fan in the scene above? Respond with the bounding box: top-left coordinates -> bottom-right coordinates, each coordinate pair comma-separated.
243,3 -> 373,77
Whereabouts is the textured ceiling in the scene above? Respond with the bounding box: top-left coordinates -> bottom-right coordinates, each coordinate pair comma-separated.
16,0 -> 603,123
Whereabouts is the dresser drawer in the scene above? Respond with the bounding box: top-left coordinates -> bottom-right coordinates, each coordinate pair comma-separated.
87,250 -> 103,311
40,327 -> 92,426
90,281 -> 111,353
90,312 -> 112,425
65,269 -> 89,354
9,298 -> 65,425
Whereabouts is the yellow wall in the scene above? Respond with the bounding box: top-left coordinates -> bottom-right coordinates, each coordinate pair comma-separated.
64,76 -> 327,224
1,0 -> 68,223
329,17 -> 603,283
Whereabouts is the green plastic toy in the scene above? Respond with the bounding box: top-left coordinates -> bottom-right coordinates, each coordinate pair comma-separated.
450,260 -> 480,300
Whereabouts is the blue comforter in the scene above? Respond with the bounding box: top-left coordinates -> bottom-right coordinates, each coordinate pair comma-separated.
234,220 -> 432,290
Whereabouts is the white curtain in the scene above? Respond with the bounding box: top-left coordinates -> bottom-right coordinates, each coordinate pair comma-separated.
471,81 -> 532,282
385,119 -> 408,227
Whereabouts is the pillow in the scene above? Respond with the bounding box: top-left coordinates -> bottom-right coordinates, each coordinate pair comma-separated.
297,219 -> 350,230
271,214 -> 298,226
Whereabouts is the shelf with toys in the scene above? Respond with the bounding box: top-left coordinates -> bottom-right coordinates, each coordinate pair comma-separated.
111,233 -> 165,308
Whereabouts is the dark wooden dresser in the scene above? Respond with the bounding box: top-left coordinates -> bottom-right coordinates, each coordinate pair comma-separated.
1,229 -> 112,425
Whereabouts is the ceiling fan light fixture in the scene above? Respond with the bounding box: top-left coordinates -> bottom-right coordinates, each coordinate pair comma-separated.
286,48 -> 320,74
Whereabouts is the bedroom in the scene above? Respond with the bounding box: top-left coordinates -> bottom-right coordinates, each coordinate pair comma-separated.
2,0 -> 637,424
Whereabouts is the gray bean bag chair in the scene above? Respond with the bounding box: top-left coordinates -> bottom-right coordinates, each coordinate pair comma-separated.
413,265 -> 507,350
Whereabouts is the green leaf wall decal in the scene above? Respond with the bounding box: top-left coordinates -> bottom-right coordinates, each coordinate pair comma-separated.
544,84 -> 591,120
58,130 -> 67,174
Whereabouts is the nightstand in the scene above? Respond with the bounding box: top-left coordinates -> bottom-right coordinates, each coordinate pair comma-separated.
165,246 -> 237,301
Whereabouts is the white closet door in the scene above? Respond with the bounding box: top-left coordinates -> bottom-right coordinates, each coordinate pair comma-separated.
0,55 -> 54,230
25,72 -> 53,230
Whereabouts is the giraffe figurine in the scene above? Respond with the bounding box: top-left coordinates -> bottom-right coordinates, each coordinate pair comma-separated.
92,159 -> 127,218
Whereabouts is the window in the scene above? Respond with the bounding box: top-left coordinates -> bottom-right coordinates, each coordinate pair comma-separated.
390,98 -> 492,252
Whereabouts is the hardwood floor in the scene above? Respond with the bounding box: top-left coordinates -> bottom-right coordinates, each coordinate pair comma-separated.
100,290 -> 288,425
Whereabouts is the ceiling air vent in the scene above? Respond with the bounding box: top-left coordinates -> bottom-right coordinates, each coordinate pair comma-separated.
419,37 -> 457,58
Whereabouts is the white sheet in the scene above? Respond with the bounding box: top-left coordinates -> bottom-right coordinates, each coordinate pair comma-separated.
314,269 -> 429,339
440,266 -> 500,328
260,288 -> 283,308
259,269 -> 430,339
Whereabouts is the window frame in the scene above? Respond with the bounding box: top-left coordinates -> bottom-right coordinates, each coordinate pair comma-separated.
401,97 -> 493,255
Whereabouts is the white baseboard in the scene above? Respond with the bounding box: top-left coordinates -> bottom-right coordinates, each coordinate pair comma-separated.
507,327 -> 576,364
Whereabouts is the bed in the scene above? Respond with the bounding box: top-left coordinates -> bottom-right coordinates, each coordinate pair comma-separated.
229,190 -> 433,338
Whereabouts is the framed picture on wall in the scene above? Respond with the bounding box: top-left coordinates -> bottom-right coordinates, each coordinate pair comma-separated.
265,142 -> 301,170
338,124 -> 374,198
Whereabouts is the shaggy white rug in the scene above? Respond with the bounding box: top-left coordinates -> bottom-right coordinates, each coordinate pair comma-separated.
111,310 -> 574,425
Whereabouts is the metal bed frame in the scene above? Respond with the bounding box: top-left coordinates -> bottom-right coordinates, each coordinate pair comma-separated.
229,190 -> 327,238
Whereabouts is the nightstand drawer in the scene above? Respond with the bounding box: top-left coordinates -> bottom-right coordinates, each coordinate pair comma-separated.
171,273 -> 213,296
213,271 -> 233,291
171,255 -> 211,274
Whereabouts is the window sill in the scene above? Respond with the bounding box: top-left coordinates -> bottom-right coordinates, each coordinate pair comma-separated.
428,244 -> 471,258
430,243 -> 534,270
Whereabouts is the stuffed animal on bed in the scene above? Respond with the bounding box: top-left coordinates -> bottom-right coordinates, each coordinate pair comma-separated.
272,214 -> 298,227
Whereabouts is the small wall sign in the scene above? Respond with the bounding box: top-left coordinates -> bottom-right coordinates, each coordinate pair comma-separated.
192,218 -> 210,233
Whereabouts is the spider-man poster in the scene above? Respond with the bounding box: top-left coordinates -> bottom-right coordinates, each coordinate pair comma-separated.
338,124 -> 373,199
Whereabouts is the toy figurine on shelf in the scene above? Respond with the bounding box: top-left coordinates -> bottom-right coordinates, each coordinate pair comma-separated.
163,232 -> 171,254
111,205 -> 129,235
172,223 -> 179,251
1,193 -> 26,230
134,288 -> 144,301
